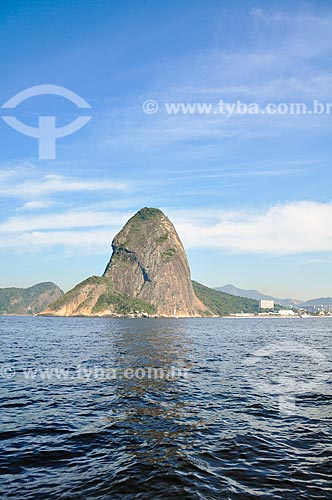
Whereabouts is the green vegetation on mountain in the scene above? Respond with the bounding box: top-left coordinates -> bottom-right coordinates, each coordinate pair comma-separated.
47,275 -> 156,316
156,233 -> 169,244
193,281 -> 259,316
0,282 -> 63,315
134,207 -> 164,221
161,248 -> 177,262
49,276 -> 104,311
93,290 -> 156,315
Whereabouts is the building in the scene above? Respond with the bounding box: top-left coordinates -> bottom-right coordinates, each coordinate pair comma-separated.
259,299 -> 274,310
278,309 -> 295,316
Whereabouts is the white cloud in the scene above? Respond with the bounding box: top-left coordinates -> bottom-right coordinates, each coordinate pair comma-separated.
0,209 -> 129,233
172,201 -> 332,255
0,229 -> 115,256
20,200 -> 55,210
0,174 -> 130,198
19,229 -> 115,255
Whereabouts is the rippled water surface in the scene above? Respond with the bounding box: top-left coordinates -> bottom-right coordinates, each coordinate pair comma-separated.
1,317 -> 331,499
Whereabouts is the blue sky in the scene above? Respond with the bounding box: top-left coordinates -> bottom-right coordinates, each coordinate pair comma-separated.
1,0 -> 332,300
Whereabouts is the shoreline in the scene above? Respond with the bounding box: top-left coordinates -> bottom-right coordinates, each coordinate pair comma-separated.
1,314 -> 330,319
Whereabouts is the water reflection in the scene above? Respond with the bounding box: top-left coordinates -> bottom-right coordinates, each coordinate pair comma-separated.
105,319 -> 194,464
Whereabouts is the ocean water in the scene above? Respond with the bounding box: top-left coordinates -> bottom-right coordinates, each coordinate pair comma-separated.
0,317 -> 331,499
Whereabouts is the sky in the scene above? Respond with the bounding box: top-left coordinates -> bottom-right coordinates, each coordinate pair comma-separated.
0,0 -> 332,300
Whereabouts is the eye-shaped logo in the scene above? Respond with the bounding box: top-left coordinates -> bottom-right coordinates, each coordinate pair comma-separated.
244,341 -> 327,415
1,84 -> 91,159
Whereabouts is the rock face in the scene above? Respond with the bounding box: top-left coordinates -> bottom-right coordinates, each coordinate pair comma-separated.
0,282 -> 63,315
42,208 -> 209,317
103,208 -> 207,316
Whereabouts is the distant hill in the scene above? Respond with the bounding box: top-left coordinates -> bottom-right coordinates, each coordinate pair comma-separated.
301,297 -> 332,307
217,284 -> 275,301
0,282 -> 63,315
215,284 -> 301,307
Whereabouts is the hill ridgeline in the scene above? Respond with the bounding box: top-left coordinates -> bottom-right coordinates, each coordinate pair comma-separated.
0,282 -> 63,315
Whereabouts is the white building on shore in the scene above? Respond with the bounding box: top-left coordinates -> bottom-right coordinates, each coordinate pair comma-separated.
278,309 -> 295,316
260,299 -> 274,310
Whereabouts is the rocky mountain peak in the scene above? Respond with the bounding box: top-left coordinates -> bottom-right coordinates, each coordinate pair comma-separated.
103,207 -> 206,316
41,207 -> 209,317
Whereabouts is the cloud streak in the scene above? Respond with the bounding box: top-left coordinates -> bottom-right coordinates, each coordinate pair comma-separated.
0,209 -> 129,233
0,174 -> 130,198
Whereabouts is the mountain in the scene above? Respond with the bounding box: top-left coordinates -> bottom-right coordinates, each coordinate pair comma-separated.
217,284 -> 275,301
215,284 -> 301,307
0,282 -> 63,315
102,208 -> 207,316
42,208 -> 209,317
301,297 -> 332,307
